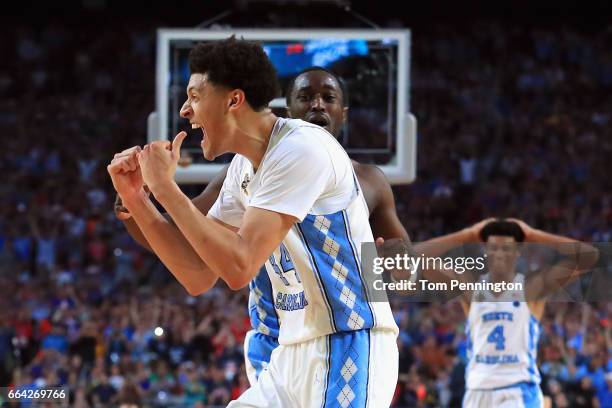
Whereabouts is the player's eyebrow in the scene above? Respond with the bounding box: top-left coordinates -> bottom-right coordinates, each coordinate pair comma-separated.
187,85 -> 199,95
187,78 -> 207,95
296,85 -> 312,92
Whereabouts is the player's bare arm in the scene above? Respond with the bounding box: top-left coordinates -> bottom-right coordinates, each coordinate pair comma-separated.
408,219 -> 494,284
356,162 -> 417,283
516,218 -> 600,301
355,163 -> 410,242
108,138 -> 219,295
136,133 -> 296,291
412,218 -> 495,259
409,219 -> 497,310
118,164 -> 228,252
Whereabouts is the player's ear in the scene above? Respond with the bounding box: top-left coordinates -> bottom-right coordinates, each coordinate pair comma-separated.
227,90 -> 245,110
286,107 -> 293,118
342,106 -> 349,124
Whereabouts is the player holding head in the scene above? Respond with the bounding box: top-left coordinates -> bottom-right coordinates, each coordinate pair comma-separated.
413,219 -> 598,408
108,38 -> 400,407
479,220 -> 525,285
464,220 -> 540,408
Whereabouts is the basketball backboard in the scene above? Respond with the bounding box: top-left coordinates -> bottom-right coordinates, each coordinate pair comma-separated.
150,29 -> 416,184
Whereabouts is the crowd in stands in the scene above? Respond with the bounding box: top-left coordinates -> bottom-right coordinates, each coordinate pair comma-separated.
1,10 -> 610,407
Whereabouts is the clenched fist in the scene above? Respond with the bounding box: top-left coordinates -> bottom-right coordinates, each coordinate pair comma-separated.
138,132 -> 187,195
107,146 -> 145,201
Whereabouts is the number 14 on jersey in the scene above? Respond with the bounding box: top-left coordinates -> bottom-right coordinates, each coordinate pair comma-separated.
269,243 -> 302,286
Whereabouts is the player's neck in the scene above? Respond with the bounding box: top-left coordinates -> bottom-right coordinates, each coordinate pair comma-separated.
231,110 -> 278,171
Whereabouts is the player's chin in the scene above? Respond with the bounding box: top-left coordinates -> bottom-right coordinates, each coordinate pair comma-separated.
201,150 -> 216,161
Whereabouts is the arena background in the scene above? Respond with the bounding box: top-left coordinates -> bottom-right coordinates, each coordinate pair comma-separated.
1,0 -> 611,406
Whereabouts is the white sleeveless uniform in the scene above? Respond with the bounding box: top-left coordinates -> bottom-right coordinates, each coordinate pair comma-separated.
463,273 -> 543,408
210,118 -> 399,407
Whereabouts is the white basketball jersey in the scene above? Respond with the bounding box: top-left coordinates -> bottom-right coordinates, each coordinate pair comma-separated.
210,118 -> 398,345
466,273 -> 541,389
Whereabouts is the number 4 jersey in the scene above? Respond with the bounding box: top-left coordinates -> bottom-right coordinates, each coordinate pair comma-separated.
465,273 -> 541,389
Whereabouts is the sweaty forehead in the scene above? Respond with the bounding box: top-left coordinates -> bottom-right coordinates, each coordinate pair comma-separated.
293,71 -> 341,93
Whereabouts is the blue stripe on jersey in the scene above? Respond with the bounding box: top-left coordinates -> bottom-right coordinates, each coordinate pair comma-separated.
340,210 -> 376,327
527,316 -> 541,384
519,382 -> 543,408
246,332 -> 279,380
295,225 -> 337,332
248,266 -> 280,338
298,211 -> 375,332
324,330 -> 371,408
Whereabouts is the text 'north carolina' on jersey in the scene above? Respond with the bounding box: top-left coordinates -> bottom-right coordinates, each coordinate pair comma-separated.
466,273 -> 541,389
209,118 -> 398,345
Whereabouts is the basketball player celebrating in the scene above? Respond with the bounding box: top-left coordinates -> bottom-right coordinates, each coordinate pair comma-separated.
413,219 -> 598,408
108,38 -> 399,407
244,66 -> 409,387
114,65 -> 409,388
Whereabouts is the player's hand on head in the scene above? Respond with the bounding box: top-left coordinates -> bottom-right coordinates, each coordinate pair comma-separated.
137,132 -> 187,194
467,217 -> 497,241
107,146 -> 146,200
506,218 -> 534,239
